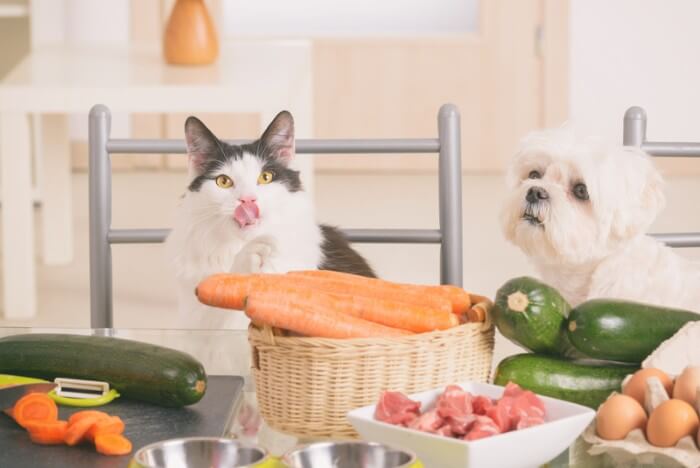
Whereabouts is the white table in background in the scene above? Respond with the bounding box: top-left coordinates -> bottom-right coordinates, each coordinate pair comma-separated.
0,40 -> 313,319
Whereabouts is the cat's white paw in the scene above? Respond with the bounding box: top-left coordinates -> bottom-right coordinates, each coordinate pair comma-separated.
232,236 -> 278,273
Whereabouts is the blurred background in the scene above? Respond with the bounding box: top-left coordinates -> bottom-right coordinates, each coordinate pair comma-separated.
0,0 -> 698,364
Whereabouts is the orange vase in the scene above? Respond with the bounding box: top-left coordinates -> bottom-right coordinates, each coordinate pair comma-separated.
163,0 -> 219,65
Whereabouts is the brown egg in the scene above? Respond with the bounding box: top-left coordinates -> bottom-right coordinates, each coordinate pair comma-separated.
596,394 -> 648,440
672,366 -> 700,406
647,399 -> 699,447
623,368 -> 673,406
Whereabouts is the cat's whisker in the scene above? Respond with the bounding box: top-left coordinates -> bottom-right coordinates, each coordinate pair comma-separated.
186,208 -> 221,220
183,216 -> 228,244
188,215 -> 224,228
184,211 -> 226,227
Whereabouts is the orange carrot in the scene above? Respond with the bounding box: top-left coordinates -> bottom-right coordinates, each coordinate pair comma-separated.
94,433 -> 132,456
439,285 -> 472,314
313,286 -> 459,332
245,291 -> 413,338
24,420 -> 68,445
247,283 -> 456,332
289,270 -> 472,315
11,393 -> 58,428
195,273 -> 264,309
86,416 -> 124,442
67,410 -> 110,427
196,273 -> 454,314
65,415 -> 100,446
287,273 -> 456,314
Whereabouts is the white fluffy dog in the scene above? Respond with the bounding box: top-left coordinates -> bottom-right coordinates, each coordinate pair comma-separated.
501,127 -> 700,310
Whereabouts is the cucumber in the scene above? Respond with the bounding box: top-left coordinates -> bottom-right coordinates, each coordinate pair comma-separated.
493,276 -> 580,358
0,334 -> 207,407
493,353 -> 637,409
568,299 -> 700,364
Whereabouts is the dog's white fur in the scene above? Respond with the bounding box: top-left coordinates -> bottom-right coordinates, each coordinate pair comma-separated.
501,127 -> 700,310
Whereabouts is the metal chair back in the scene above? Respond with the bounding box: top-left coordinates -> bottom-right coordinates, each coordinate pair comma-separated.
623,106 -> 700,248
88,104 -> 463,328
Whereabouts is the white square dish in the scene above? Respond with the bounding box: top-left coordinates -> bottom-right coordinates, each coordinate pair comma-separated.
347,381 -> 595,468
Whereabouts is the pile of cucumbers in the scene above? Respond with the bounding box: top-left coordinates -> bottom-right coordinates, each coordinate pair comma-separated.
491,277 -> 699,409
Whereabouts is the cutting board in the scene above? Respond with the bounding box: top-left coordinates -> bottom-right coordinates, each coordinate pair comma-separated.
0,375 -> 244,468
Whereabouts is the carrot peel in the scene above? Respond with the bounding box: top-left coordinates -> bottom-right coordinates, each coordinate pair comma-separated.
94,433 -> 133,456
87,415 -> 125,442
25,420 -> 68,445
12,393 -> 58,428
65,415 -> 100,446
67,410 -> 110,426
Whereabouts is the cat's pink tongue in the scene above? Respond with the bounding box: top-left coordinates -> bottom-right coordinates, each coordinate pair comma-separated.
234,200 -> 260,227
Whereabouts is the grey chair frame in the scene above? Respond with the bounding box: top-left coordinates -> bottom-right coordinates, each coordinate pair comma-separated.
88,104 -> 463,329
623,106 -> 700,248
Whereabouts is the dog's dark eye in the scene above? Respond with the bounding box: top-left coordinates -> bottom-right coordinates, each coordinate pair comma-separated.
573,183 -> 589,200
528,170 -> 541,179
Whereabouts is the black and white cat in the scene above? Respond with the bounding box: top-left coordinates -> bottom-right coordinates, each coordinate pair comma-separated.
165,111 -> 374,329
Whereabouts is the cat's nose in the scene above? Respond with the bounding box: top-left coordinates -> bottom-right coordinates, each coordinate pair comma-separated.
526,186 -> 549,203
239,196 -> 257,204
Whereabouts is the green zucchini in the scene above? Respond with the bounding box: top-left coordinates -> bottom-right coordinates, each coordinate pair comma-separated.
0,334 -> 207,407
568,299 -> 700,364
493,276 -> 580,358
493,353 -> 637,409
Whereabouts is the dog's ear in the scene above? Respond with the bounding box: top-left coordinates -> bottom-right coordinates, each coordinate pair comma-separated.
505,153 -> 524,189
610,148 -> 666,241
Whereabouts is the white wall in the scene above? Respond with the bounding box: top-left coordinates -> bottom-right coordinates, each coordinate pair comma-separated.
31,0 -> 129,47
30,0 -> 131,139
221,0 -> 479,37
570,0 -> 700,142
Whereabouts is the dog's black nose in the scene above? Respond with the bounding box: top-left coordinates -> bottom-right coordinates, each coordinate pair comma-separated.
526,187 -> 549,203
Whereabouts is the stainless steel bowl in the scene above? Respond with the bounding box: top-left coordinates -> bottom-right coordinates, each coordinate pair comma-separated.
282,441 -> 417,468
128,437 -> 269,468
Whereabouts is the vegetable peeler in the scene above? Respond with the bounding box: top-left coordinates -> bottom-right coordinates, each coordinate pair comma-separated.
50,377 -> 120,407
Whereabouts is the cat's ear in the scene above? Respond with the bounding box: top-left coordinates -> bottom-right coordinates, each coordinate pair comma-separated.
260,111 -> 295,164
184,116 -> 220,175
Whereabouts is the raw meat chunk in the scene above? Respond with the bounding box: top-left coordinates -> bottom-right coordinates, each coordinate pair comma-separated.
374,391 -> 421,426
408,409 -> 444,433
464,415 -> 501,441
472,395 -> 494,415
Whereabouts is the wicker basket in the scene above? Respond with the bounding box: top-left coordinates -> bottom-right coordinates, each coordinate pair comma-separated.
249,317 -> 495,439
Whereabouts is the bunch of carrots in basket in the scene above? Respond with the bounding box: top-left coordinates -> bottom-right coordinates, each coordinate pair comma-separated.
195,270 -> 491,339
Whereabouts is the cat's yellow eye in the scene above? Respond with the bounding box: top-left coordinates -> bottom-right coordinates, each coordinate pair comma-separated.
258,171 -> 274,185
215,174 -> 234,188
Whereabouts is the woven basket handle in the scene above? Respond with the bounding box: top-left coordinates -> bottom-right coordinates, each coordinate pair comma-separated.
261,325 -> 277,345
249,324 -> 277,371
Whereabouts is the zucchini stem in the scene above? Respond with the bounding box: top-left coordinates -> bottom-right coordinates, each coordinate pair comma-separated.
507,291 -> 529,313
